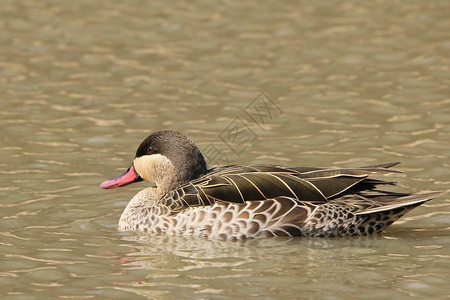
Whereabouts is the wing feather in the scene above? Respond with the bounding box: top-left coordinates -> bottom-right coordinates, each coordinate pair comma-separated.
162,163 -> 401,212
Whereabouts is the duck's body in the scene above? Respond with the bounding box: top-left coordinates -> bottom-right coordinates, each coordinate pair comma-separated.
101,131 -> 445,239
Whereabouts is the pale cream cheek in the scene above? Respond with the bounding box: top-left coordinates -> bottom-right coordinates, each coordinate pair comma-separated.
133,155 -> 157,183
133,154 -> 172,184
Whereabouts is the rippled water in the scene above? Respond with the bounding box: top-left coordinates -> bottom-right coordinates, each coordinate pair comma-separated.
1,1 -> 449,299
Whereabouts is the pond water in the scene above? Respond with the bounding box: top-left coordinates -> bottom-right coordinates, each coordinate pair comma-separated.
1,1 -> 449,299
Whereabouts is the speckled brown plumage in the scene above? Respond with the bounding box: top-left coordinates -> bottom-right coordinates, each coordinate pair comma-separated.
101,131 -> 447,239
117,162 -> 445,239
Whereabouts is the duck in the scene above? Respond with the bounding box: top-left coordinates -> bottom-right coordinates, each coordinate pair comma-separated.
100,130 -> 446,239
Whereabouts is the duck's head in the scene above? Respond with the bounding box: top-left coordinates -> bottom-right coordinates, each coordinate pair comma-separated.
100,131 -> 207,193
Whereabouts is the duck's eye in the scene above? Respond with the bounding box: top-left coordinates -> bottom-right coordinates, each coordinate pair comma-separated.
147,147 -> 155,155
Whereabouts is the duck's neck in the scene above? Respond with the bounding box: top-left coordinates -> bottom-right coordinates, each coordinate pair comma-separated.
134,154 -> 180,197
118,187 -> 170,231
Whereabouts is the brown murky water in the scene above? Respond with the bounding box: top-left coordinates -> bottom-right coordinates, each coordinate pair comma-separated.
1,1 -> 449,299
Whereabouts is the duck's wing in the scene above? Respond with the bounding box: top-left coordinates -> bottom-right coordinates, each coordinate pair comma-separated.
162,163 -> 401,212
339,190 -> 447,215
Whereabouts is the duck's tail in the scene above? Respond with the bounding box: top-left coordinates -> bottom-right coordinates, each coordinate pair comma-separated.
355,190 -> 447,215
349,190 -> 448,235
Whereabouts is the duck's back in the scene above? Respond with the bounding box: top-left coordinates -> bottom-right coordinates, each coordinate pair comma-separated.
140,162 -> 442,238
161,162 -> 401,212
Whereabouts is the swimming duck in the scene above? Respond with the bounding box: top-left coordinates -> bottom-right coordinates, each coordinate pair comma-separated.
101,130 -> 445,239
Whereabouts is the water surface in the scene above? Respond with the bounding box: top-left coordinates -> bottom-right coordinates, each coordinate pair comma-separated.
1,1 -> 449,299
